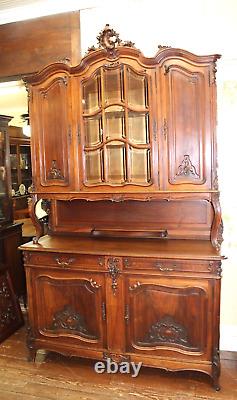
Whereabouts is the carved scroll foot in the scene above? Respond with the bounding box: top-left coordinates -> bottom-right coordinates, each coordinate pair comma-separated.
26,325 -> 36,362
28,194 -> 44,244
213,379 -> 221,392
212,348 -> 221,391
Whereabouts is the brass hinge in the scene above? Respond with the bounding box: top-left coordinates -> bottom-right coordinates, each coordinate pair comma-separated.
124,304 -> 129,324
77,125 -> 81,144
161,118 -> 168,140
101,302 -> 106,321
153,120 -> 157,141
68,126 -> 72,144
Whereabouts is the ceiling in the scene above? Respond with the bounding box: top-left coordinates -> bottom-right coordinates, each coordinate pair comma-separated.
0,1 -> 101,125
0,0 -> 100,25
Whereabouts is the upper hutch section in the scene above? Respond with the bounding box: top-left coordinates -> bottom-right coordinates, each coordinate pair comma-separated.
25,24 -> 220,199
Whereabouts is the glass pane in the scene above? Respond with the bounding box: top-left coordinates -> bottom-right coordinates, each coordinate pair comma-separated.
84,115 -> 103,146
82,71 -> 101,114
85,150 -> 103,184
0,130 -> 8,222
107,143 -> 126,184
128,112 -> 149,144
105,106 -> 125,141
104,66 -> 123,105
130,148 -> 151,183
127,67 -> 147,108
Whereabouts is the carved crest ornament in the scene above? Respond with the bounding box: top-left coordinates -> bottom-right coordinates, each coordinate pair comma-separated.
87,24 -> 135,56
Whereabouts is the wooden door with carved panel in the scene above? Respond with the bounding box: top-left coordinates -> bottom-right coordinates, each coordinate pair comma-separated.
125,275 -> 213,361
76,60 -> 158,192
30,73 -> 75,192
159,59 -> 214,191
28,268 -> 107,351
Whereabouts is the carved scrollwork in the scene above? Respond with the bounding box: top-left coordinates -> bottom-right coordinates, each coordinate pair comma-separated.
47,160 -> 64,180
49,305 -> 97,339
103,352 -> 130,364
176,155 -> 199,178
41,199 -> 51,216
129,281 -> 141,291
209,62 -> 217,85
208,261 -> 222,277
107,257 -> 121,295
211,193 -> 223,251
23,252 -> 32,264
97,24 -> 121,56
139,315 -> 191,347
29,195 -> 45,244
89,278 -> 101,289
212,347 -> 220,391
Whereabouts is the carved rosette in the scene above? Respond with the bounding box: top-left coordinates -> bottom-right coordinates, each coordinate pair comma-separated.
139,315 -> 191,347
176,155 -> 199,178
107,257 -> 121,295
49,305 -> 97,339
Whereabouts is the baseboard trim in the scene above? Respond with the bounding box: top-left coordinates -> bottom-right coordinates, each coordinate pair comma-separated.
220,350 -> 237,361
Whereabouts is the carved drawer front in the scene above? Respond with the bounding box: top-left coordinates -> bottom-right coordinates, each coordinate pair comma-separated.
24,251 -> 105,270
123,257 -> 221,275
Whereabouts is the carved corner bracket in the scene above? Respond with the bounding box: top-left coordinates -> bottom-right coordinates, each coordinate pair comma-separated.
210,193 -> 223,251
28,195 -> 45,244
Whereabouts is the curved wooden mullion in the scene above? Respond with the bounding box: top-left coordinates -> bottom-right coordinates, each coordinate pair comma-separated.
84,138 -> 151,152
28,194 -> 45,244
82,108 -> 102,118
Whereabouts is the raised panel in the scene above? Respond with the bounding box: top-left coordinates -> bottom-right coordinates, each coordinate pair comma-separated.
33,272 -> 106,349
125,276 -> 211,358
35,76 -> 72,190
164,64 -> 210,189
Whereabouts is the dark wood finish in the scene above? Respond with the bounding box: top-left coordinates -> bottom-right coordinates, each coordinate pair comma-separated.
21,26 -> 223,390
0,264 -> 23,343
0,223 -> 25,299
0,12 -> 81,79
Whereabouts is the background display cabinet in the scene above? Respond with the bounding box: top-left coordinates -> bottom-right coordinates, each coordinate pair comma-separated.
20,25 -> 223,390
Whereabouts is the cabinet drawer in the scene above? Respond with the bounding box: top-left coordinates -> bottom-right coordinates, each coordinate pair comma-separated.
24,251 -> 105,270
123,257 -> 217,274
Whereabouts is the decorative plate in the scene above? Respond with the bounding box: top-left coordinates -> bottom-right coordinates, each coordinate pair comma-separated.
19,184 -> 26,195
11,188 -> 15,196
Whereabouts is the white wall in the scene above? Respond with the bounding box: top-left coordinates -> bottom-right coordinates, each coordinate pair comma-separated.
80,0 -> 237,351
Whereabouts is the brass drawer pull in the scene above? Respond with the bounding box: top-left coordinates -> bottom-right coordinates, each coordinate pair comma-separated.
155,264 -> 177,272
55,257 -> 74,268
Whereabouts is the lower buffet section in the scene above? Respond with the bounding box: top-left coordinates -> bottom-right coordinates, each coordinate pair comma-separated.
21,235 -> 222,390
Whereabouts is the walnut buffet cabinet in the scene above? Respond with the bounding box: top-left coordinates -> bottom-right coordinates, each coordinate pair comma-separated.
20,25 -> 224,389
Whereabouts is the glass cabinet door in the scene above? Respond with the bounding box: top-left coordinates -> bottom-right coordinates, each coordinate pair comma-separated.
0,118 -> 12,225
81,65 -> 152,187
